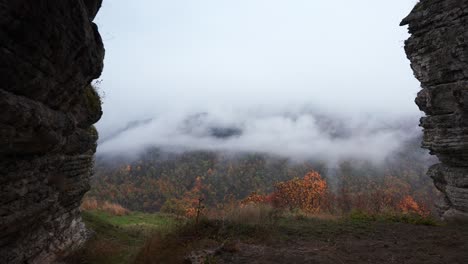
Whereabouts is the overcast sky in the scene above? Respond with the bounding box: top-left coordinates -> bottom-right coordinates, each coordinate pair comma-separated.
93,0 -> 423,161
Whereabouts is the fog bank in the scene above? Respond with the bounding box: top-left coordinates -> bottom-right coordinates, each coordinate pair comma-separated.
98,106 -> 422,164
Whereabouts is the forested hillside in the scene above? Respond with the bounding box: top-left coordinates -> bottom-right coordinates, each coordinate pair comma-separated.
88,135 -> 438,216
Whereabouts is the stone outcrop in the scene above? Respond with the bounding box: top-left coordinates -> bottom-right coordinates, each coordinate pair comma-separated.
0,0 -> 104,263
402,0 -> 468,221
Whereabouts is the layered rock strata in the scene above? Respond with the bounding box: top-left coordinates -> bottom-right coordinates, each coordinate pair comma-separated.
0,0 -> 104,263
402,0 -> 468,221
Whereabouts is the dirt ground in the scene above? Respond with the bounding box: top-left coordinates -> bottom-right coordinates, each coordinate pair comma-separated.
216,222 -> 468,264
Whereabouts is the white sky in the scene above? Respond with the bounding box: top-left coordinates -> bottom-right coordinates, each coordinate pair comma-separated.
94,0 -> 420,139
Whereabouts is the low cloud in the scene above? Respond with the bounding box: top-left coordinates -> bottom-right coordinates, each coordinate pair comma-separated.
97,106 -> 422,164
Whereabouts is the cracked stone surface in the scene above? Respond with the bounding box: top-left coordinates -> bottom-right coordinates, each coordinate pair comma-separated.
402,0 -> 468,221
0,0 -> 104,263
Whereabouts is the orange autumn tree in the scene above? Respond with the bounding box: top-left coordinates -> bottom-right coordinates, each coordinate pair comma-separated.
160,176 -> 209,218
241,192 -> 271,206
242,171 -> 328,213
398,195 -> 429,216
183,176 -> 205,217
272,171 -> 328,213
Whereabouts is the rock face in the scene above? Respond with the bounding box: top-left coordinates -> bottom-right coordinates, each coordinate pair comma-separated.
0,0 -> 104,263
402,0 -> 468,221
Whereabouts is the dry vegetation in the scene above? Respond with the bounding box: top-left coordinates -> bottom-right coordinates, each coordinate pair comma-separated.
68,170 -> 468,264
81,197 -> 130,216
154,170 -> 433,222
67,195 -> 468,264
131,203 -> 468,264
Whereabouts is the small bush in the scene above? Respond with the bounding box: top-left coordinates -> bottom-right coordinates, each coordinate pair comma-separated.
226,203 -> 279,226
81,197 -> 100,211
101,201 -> 130,216
84,84 -> 102,112
81,197 -> 130,216
88,125 -> 99,138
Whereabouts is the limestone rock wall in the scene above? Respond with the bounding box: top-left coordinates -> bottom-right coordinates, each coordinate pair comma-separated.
0,0 -> 104,263
402,0 -> 468,221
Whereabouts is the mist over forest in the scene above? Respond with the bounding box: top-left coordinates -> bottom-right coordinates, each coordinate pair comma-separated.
97,108 -> 426,165
81,0 -> 463,261
90,106 -> 438,215
4,0 -> 468,263
84,1 -> 443,234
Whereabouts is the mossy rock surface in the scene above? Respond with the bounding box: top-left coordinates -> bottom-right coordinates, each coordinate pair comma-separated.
84,84 -> 102,115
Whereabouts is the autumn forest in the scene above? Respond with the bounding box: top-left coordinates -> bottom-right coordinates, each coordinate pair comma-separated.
86,135 -> 437,219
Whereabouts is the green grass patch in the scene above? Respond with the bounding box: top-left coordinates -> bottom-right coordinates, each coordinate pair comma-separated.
86,211 -> 181,234
65,211 -> 183,264
66,210 -> 442,264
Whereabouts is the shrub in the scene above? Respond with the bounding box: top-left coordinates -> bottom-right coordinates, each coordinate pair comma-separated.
84,84 -> 102,112
101,201 -> 130,216
273,171 -> 328,213
241,171 -> 329,214
160,198 -> 188,217
80,197 -> 129,216
81,197 -> 99,211
225,203 -> 279,226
